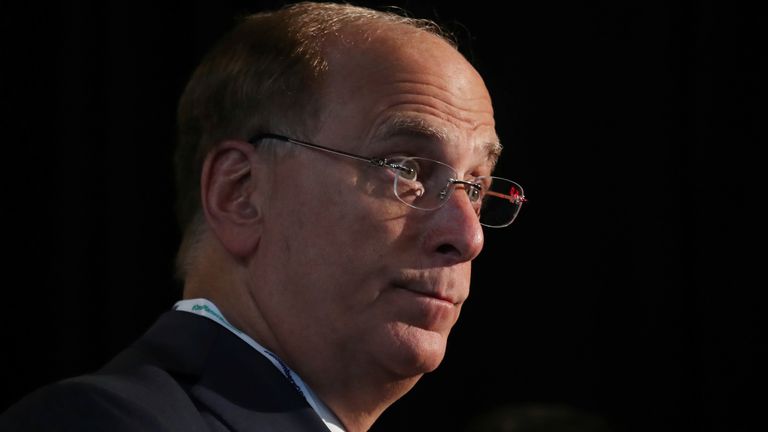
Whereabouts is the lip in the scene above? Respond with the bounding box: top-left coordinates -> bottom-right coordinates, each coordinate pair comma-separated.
392,282 -> 460,306
389,277 -> 465,331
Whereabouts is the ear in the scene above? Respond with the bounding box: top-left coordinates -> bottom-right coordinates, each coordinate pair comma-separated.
200,140 -> 269,259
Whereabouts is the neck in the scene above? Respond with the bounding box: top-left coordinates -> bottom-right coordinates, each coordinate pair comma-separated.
183,239 -> 423,431
311,368 -> 422,432
205,288 -> 422,431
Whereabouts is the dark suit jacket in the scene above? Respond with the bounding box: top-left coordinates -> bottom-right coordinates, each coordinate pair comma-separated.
0,311 -> 330,431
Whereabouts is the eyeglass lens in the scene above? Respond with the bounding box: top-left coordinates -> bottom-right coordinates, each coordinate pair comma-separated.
390,157 -> 523,227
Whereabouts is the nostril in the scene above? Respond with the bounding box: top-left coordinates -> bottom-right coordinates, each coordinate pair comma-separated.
436,243 -> 460,256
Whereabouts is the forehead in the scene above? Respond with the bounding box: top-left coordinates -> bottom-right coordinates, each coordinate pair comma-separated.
316,24 -> 499,167
372,114 -> 502,168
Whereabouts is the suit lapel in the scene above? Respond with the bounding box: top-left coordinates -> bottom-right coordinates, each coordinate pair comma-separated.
125,311 -> 331,432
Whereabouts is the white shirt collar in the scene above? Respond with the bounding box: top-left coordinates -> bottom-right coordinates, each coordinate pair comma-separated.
174,298 -> 346,432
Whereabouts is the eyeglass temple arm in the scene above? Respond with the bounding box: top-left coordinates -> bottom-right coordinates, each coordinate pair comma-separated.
450,179 -> 526,205
485,190 -> 527,204
250,133 -> 409,171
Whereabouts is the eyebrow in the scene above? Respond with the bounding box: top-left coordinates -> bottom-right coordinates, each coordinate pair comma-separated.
372,114 -> 503,167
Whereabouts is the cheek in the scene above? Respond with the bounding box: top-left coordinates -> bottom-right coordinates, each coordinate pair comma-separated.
301,168 -> 407,253
277,174 -> 393,284
271,164 -> 413,301
351,168 -> 412,223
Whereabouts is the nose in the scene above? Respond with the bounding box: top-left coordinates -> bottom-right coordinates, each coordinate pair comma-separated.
421,187 -> 485,265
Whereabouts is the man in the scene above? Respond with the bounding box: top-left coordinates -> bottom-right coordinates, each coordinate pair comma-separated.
1,2 -> 525,431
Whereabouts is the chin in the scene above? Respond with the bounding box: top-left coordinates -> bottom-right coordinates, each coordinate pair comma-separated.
377,322 -> 450,378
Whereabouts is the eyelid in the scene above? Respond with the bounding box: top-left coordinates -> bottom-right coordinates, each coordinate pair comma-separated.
470,161 -> 496,179
381,152 -> 417,161
470,171 -> 492,181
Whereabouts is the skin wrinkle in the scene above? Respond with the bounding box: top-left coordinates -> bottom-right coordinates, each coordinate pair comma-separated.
386,79 -> 493,108
371,113 -> 501,168
365,102 -> 498,176
375,99 -> 492,133
373,114 -> 452,144
373,86 -> 493,129
359,76 -> 499,170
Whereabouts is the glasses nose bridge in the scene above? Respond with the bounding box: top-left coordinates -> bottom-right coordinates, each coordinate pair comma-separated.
429,180 -> 482,224
429,178 -> 484,231
442,178 -> 481,203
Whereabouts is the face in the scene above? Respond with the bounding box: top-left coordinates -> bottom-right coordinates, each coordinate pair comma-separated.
252,26 -> 498,382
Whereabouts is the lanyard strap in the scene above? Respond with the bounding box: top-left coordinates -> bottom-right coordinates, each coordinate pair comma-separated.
173,299 -> 305,398
173,298 -> 346,432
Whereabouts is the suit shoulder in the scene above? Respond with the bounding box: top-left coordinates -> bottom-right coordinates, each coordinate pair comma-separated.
0,371 -> 206,432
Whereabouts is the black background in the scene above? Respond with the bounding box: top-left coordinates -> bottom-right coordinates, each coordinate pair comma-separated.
2,1 -> 764,431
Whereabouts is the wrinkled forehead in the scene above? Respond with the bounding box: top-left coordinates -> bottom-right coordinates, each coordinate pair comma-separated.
371,114 -> 502,168
317,23 -> 500,167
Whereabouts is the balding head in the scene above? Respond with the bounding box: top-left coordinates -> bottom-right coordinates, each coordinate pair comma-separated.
174,2 -> 458,279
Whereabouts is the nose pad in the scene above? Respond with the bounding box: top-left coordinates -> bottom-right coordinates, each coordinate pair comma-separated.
439,186 -> 450,201
438,179 -> 460,202
441,180 -> 482,212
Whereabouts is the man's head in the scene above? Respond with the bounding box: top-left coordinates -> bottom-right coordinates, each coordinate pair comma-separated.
175,2 -> 500,429
175,3 -> 452,274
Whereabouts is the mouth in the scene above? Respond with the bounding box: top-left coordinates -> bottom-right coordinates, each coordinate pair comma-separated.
388,277 -> 465,331
392,282 -> 460,306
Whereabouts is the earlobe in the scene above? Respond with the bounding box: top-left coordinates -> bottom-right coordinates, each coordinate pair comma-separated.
200,140 -> 268,259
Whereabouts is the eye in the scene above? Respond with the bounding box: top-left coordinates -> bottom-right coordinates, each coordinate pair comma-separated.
467,184 -> 482,202
395,164 -> 417,181
389,158 -> 420,181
